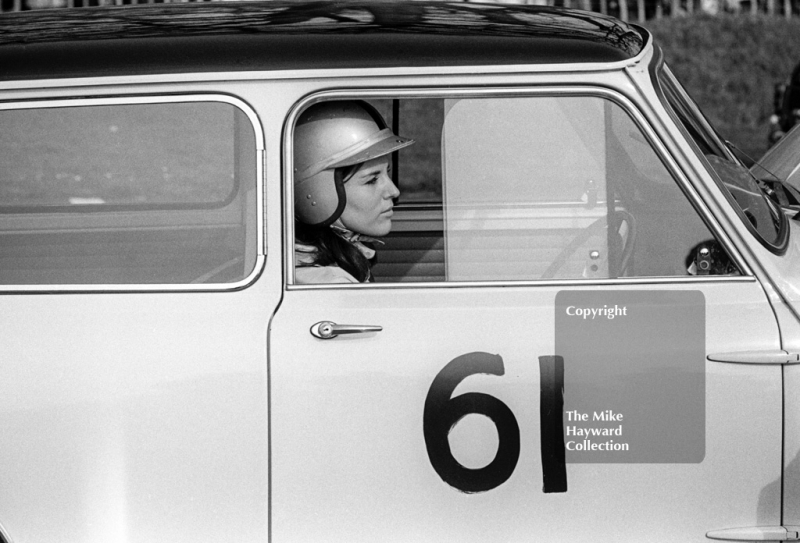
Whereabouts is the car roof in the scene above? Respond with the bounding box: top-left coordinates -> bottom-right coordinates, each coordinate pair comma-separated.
0,1 -> 647,81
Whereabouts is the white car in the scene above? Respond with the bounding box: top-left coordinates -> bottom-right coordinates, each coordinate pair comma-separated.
0,2 -> 798,542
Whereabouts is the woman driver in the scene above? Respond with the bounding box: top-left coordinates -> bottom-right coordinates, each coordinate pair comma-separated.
293,100 -> 414,284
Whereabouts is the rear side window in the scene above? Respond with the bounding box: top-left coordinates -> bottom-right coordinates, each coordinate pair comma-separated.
0,97 -> 259,287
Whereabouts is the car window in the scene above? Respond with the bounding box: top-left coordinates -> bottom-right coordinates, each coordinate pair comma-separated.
0,98 -> 259,286
439,95 -> 733,281
292,95 -> 738,285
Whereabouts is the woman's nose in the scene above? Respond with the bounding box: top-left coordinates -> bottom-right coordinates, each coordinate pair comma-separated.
382,174 -> 400,199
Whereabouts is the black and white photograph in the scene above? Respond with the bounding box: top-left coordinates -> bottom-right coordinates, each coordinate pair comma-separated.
1,0 -> 799,541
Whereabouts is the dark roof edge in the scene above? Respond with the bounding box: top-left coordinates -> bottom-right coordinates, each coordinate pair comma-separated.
0,2 -> 648,81
0,1 -> 645,57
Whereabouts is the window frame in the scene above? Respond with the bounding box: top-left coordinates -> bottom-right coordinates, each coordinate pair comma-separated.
649,55 -> 789,256
284,86 -> 754,290
0,93 -> 265,293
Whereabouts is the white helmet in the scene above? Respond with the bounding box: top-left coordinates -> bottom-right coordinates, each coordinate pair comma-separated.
294,100 -> 414,226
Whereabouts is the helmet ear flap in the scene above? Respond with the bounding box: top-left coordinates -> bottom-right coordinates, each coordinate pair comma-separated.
315,168 -> 348,228
294,165 -> 355,227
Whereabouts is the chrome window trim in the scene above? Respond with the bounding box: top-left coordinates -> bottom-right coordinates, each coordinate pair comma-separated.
284,84 -> 754,290
0,93 -> 266,293
0,54 -> 649,92
630,48 -> 789,293
0,519 -> 11,543
289,274 -> 757,291
650,60 -> 788,255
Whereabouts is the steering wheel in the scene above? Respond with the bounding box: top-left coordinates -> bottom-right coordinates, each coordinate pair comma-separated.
540,210 -> 636,280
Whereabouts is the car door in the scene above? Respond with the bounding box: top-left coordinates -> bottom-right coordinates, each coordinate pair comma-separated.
0,94 -> 270,543
269,87 -> 783,542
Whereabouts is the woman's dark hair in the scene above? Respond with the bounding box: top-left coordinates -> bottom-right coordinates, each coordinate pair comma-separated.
295,164 -> 373,282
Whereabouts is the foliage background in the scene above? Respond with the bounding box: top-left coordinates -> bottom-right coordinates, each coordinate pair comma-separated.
645,15 -> 800,159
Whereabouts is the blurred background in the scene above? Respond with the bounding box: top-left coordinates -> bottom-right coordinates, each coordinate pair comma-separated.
1,0 -> 798,160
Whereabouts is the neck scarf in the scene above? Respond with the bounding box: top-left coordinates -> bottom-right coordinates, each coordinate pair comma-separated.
295,220 -> 384,274
329,219 -> 383,260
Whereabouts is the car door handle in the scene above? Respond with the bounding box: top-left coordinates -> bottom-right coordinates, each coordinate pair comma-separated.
706,526 -> 800,541
707,350 -> 800,365
310,321 -> 383,340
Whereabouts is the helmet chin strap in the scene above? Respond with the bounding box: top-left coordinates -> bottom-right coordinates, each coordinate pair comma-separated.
312,168 -> 349,228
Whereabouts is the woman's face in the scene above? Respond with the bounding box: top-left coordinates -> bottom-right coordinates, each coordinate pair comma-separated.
340,155 -> 400,237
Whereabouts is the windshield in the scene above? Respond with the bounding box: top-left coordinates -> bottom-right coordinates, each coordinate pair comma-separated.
658,64 -> 785,250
